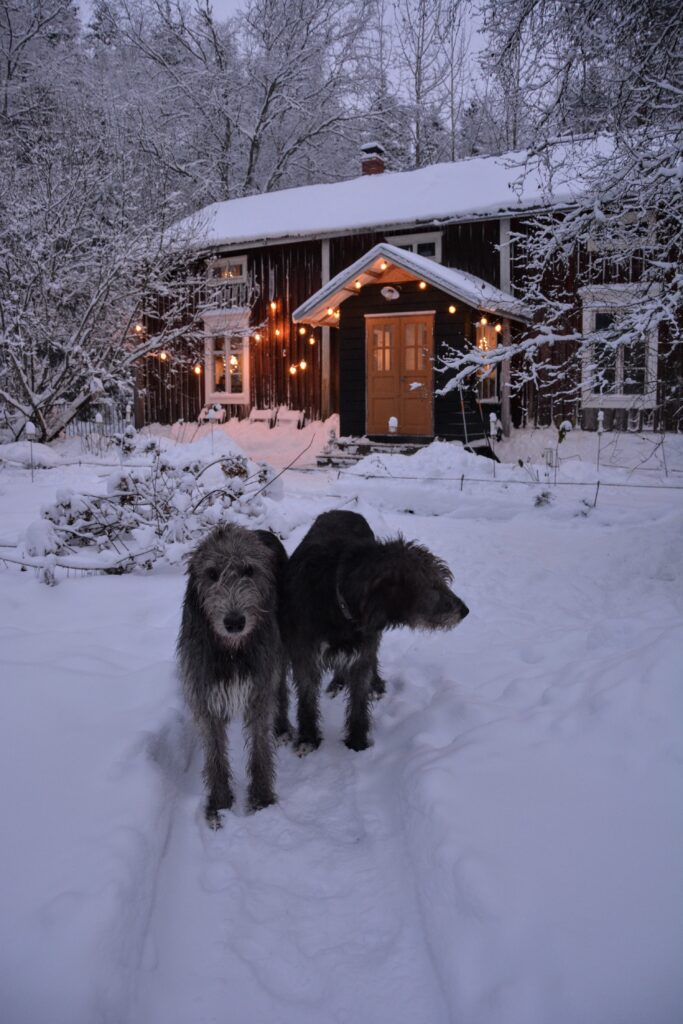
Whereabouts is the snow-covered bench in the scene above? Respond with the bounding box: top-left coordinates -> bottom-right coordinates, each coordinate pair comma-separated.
248,407 -> 277,428
275,407 -> 305,429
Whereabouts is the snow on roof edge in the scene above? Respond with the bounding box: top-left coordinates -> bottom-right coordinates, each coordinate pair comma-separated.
179,138 -> 609,252
292,243 -> 531,323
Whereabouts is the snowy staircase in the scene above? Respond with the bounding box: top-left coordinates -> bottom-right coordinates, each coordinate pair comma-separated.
316,436 -> 429,468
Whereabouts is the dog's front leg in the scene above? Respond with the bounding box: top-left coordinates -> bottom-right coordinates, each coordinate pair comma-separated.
344,653 -> 374,752
292,657 -> 322,755
245,683 -> 277,812
199,712 -> 233,828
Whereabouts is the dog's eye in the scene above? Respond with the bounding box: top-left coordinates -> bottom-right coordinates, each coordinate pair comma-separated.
242,565 -> 254,578
207,568 -> 220,582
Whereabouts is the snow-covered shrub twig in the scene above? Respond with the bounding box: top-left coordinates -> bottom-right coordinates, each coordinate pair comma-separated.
21,450 -> 278,580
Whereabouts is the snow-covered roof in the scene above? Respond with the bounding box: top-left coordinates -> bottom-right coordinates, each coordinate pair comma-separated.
292,243 -> 531,325
181,138 -> 607,251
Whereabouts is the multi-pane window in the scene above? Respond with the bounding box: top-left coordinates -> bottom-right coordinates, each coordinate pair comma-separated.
211,335 -> 245,396
476,323 -> 497,401
386,231 -> 442,263
588,312 -> 646,396
207,256 -> 247,283
580,285 -> 657,410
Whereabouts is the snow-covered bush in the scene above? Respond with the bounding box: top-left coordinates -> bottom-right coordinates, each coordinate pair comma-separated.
22,449 -> 280,577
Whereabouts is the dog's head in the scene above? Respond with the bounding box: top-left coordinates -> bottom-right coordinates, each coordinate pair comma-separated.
344,537 -> 469,633
187,524 -> 277,647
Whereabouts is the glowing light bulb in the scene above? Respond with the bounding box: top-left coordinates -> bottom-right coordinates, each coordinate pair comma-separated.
159,351 -> 168,361
134,323 -> 143,333
299,326 -> 306,335
275,328 -> 280,337
193,364 -> 202,375
309,335 -> 315,345
253,332 -> 261,341
355,280 -> 361,290
448,305 -> 457,314
380,261 -> 388,270
299,359 -> 307,370
480,316 -> 488,326
419,281 -> 427,290
289,364 -> 297,375
495,323 -> 502,333
270,300 -> 277,312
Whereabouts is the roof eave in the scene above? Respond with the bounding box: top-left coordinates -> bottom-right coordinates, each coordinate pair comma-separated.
292,243 -> 531,325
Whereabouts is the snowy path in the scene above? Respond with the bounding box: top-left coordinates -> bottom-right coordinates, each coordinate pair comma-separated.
134,695 -> 450,1024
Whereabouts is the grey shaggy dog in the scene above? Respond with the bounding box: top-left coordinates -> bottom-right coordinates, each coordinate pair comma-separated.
286,510 -> 469,755
178,523 -> 290,827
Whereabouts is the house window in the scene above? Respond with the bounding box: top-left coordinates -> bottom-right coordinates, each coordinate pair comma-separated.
386,231 -> 442,263
211,335 -> 245,395
206,255 -> 248,284
203,311 -> 250,405
476,322 -> 497,402
580,285 -> 657,409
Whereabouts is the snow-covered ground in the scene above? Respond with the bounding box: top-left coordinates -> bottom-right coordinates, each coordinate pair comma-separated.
1,426 -> 682,1024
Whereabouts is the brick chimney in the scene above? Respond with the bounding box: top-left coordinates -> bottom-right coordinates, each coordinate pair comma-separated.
361,141 -> 386,176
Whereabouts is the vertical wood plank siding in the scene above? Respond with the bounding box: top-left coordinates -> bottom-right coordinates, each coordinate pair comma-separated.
140,240 -> 323,425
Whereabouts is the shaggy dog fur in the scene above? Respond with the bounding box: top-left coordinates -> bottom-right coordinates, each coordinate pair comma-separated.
178,524 -> 289,826
286,510 -> 469,755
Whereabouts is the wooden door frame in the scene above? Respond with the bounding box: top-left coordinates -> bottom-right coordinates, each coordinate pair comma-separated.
364,311 -> 435,437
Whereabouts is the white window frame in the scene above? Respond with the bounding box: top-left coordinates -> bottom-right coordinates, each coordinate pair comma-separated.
386,231 -> 442,263
475,322 -> 498,403
203,310 -> 251,406
579,284 -> 658,409
206,254 -> 248,285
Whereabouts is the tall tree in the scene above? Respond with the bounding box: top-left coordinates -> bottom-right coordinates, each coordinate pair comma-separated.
441,0 -> 683,423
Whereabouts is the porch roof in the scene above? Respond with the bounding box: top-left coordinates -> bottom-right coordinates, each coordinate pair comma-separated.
291,243 -> 532,326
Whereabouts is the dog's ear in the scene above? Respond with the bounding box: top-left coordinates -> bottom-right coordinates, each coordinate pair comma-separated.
356,564 -> 408,631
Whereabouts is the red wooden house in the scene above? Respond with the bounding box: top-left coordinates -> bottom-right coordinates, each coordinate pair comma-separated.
137,141 -> 668,442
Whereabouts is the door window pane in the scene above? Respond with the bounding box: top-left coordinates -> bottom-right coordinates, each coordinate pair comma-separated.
404,322 -> 428,371
372,325 -> 393,372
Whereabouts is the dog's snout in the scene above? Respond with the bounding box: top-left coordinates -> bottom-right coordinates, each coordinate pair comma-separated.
458,600 -> 469,620
223,612 -> 246,634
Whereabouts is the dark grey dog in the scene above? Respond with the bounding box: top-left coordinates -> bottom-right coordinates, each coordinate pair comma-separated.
178,523 -> 290,826
286,510 -> 469,755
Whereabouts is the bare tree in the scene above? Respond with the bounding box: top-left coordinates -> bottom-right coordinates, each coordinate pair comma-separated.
393,0 -> 452,167
440,0 -> 683,425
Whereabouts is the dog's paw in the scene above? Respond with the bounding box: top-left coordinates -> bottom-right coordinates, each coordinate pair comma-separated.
370,675 -> 387,701
344,734 -> 370,752
205,806 -> 224,830
294,739 -> 320,757
248,790 -> 277,813
274,723 -> 294,746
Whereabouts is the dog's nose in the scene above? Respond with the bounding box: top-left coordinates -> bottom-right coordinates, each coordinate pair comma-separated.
223,613 -> 246,633
458,601 -> 469,620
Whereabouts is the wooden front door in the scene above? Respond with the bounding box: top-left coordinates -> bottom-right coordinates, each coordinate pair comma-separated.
366,314 -> 434,435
